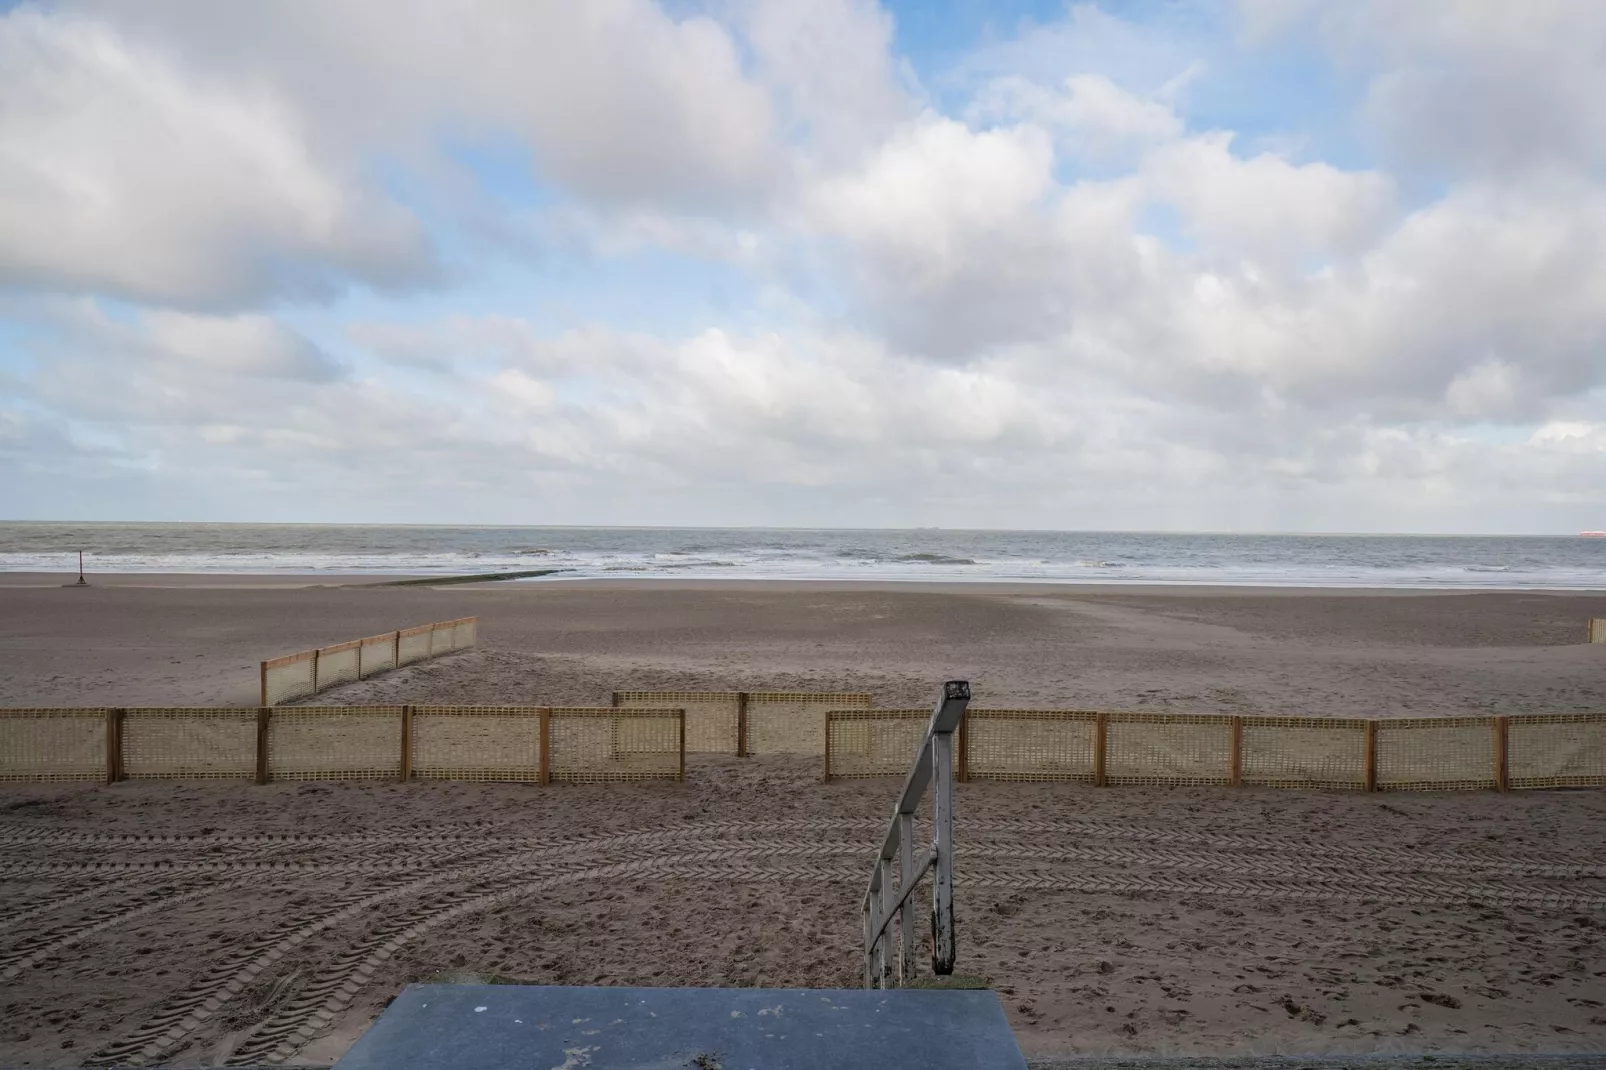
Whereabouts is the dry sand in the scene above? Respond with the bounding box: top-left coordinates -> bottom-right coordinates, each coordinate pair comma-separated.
2,577 -> 1606,1066
2,763 -> 1605,1067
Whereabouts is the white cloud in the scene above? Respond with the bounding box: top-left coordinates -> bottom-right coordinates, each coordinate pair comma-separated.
18,302 -> 342,431
1247,0 -> 1606,178
68,0 -> 780,208
8,295 -> 1605,527
138,311 -> 342,382
741,0 -> 917,165
954,2 -> 1210,102
970,74 -> 1184,162
0,0 -> 790,308
808,115 -> 1054,275
3,0 -> 1605,529
1142,133 -> 1396,267
0,7 -> 431,307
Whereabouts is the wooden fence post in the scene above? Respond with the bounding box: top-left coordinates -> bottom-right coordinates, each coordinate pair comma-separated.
1363,720 -> 1378,792
1494,716 -> 1509,792
256,708 -> 271,785
258,662 -> 269,708
1229,716 -> 1244,787
400,705 -> 414,782
823,712 -> 833,782
1093,712 -> 1108,788
310,649 -> 321,697
736,692 -> 749,758
105,708 -> 124,785
393,630 -> 401,669
678,709 -> 687,782
539,706 -> 551,785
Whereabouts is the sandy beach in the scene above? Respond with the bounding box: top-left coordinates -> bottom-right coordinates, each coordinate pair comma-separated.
3,577 -> 1606,1065
2,761 -> 1605,1066
0,575 -> 1602,715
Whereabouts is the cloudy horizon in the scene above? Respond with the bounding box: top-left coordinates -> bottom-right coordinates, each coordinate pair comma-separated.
2,1 -> 1604,534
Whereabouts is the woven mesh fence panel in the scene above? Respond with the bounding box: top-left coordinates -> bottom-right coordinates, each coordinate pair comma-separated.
316,644 -> 360,690
397,628 -> 432,667
1241,717 -> 1369,789
1508,713 -> 1606,789
1106,712 -> 1234,786
411,706 -> 541,781
826,710 -> 927,778
965,710 -> 1098,781
122,709 -> 256,779
1375,717 -> 1496,791
267,707 -> 404,781
359,635 -> 397,678
1591,619 -> 1606,644
429,622 -> 456,657
0,709 -> 107,782
456,619 -> 478,649
613,692 -> 740,755
550,708 -> 681,782
745,692 -> 874,755
263,654 -> 316,706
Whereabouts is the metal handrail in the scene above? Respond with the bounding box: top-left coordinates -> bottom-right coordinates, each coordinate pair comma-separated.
861,680 -> 970,988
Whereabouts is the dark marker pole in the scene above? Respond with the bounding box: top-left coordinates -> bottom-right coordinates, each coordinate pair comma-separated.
72,549 -> 89,587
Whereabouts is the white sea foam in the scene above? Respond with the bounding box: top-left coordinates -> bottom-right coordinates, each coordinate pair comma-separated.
1,524 -> 1602,589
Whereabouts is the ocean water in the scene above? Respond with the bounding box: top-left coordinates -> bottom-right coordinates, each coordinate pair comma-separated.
1,523 -> 1603,589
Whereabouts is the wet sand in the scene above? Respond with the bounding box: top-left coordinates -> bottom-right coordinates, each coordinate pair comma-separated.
0,575 -> 1602,715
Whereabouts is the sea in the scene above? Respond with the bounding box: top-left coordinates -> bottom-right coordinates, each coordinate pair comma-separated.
1,523 -> 1603,589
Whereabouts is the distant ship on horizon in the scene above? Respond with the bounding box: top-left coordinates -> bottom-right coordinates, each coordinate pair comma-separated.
1582,531 -> 1606,537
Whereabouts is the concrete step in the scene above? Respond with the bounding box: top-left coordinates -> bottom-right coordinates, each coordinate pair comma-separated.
334,983 -> 1027,1069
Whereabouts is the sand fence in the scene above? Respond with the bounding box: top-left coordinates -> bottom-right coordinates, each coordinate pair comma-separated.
824,708 -> 1606,791
0,705 -> 683,785
260,617 -> 477,705
612,691 -> 873,755
1592,617 -> 1606,643
4,694 -> 1604,793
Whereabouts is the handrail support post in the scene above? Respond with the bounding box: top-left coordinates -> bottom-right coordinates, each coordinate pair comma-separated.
931,729 -> 956,974
876,858 -> 893,987
897,810 -> 914,984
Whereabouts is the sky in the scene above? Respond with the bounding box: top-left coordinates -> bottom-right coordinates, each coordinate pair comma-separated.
1,0 -> 1604,533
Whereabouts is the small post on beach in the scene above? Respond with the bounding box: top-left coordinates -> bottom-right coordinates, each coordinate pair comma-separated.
105,708 -> 124,785
1229,716 -> 1244,787
1093,712 -> 1108,787
736,692 -> 749,758
256,708 -> 271,785
1363,721 -> 1378,792
66,549 -> 89,587
538,707 -> 550,785
1493,716 -> 1509,792
400,706 -> 414,782
822,711 -> 833,781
